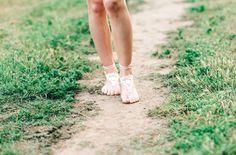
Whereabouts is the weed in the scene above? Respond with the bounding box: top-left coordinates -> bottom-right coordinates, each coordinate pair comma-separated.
190,5 -> 205,13
149,0 -> 236,154
152,49 -> 172,59
0,0 -> 97,153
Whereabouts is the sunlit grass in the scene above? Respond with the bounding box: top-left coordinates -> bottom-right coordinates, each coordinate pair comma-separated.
149,0 -> 236,154
0,0 -> 96,154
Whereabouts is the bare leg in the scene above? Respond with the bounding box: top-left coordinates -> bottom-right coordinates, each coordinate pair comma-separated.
87,0 -> 120,95
103,0 -> 139,103
103,0 -> 132,75
87,0 -> 113,67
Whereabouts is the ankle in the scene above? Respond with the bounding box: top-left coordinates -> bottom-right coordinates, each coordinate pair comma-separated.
120,69 -> 132,77
103,63 -> 118,74
119,63 -> 133,77
105,68 -> 117,74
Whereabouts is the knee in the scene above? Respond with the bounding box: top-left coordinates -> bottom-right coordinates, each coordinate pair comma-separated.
89,0 -> 105,14
104,0 -> 125,13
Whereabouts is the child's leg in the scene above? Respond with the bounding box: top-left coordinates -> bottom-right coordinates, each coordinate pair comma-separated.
87,0 -> 114,68
103,0 -> 132,71
103,0 -> 139,103
87,0 -> 120,95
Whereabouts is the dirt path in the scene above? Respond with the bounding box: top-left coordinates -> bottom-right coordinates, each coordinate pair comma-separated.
53,0 -> 190,154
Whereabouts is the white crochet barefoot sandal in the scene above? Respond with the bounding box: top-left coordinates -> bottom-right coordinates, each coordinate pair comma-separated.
102,64 -> 120,95
119,64 -> 134,94
119,64 -> 139,103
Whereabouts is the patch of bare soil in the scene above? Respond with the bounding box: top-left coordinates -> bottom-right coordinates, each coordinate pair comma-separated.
52,0 -> 191,154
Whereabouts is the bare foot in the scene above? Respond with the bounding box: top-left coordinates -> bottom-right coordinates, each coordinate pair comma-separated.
119,63 -> 140,104
120,75 -> 139,103
101,64 -> 120,96
102,72 -> 121,96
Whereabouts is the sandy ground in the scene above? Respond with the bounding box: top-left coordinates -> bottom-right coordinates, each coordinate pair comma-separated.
52,0 -> 191,154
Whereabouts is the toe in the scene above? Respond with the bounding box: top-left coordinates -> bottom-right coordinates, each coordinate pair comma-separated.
115,87 -> 120,95
133,97 -> 139,103
135,93 -> 140,102
108,88 -> 113,96
131,90 -> 139,103
110,89 -> 115,96
132,95 -> 139,103
129,96 -> 135,103
105,87 -> 110,95
134,96 -> 140,103
121,94 -> 129,103
102,86 -> 107,94
107,89 -> 111,96
130,94 -> 140,103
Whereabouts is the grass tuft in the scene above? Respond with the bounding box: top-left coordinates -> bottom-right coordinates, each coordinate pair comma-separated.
149,0 -> 236,154
0,0 -> 97,153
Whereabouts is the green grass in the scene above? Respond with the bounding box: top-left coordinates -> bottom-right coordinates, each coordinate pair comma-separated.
0,0 -> 145,154
0,0 -> 97,154
127,0 -> 145,12
149,0 -> 236,154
